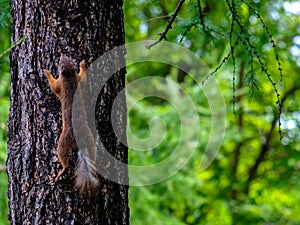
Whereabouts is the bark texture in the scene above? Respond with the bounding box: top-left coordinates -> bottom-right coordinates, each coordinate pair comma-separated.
7,0 -> 128,224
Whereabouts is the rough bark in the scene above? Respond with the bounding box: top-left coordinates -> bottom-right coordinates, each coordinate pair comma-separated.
7,0 -> 129,224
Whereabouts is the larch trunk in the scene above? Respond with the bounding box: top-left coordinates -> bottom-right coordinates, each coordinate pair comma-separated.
7,0 -> 129,224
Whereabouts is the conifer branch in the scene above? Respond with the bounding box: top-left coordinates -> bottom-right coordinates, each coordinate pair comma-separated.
146,0 -> 186,49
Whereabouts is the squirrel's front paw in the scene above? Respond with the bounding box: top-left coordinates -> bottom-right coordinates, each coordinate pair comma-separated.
43,69 -> 51,77
79,60 -> 86,70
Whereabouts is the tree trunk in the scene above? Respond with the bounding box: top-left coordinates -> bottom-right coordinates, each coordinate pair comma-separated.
7,0 -> 129,224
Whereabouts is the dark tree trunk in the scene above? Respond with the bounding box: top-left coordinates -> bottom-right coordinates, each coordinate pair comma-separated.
7,0 -> 129,224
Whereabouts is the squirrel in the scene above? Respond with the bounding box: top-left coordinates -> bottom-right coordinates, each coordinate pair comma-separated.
43,55 -> 99,196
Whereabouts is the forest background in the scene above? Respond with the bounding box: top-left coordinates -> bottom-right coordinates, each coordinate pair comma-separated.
0,0 -> 300,224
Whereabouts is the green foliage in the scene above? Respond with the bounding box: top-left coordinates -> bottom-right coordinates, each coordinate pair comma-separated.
0,173 -> 8,225
0,0 -> 299,224
125,0 -> 300,225
0,1 -> 11,224
0,0 -> 11,30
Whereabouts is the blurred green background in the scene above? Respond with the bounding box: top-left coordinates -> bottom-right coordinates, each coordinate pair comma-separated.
1,0 -> 300,224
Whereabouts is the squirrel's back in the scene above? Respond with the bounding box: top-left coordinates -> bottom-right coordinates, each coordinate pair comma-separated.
44,54 -> 99,198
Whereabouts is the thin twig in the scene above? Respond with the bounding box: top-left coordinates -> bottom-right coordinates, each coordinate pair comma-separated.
147,14 -> 171,22
229,0 -> 237,115
201,36 -> 240,86
197,0 -> 208,35
146,0 -> 186,49
0,34 -> 27,58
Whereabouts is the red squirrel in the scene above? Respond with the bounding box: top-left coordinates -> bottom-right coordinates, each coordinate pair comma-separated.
44,55 -> 99,196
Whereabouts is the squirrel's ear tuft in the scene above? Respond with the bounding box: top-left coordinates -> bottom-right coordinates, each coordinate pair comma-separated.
60,54 -> 66,61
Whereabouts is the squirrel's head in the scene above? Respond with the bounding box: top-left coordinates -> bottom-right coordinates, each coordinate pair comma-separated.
60,54 -> 76,78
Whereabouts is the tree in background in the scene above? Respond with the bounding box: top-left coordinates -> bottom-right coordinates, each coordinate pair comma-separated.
6,0 -> 128,224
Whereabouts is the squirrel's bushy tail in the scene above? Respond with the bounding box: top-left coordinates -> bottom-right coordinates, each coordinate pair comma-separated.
75,150 -> 99,196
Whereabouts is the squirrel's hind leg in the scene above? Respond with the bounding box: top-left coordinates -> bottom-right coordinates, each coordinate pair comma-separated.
55,144 -> 71,182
